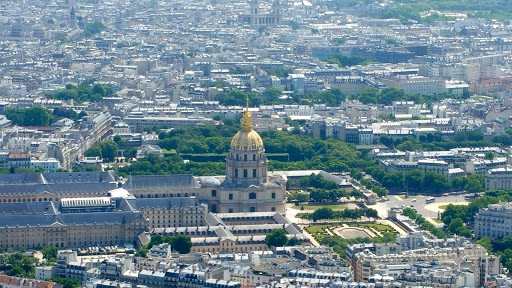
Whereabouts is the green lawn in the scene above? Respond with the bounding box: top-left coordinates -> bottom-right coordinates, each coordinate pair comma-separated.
305,225 -> 334,242
355,223 -> 398,234
305,225 -> 331,233
299,204 -> 348,211
439,205 -> 448,210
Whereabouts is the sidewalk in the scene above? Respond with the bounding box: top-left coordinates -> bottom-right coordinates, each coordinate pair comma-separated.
302,229 -> 320,246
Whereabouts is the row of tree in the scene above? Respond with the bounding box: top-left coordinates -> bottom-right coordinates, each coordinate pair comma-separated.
298,207 -> 378,221
402,207 -> 447,239
379,130 -> 493,152
364,166 -> 484,194
3,106 -> 87,127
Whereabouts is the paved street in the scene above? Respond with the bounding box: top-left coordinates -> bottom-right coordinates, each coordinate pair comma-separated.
368,194 -> 469,219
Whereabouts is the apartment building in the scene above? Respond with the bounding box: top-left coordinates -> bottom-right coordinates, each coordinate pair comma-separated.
475,202 -> 512,239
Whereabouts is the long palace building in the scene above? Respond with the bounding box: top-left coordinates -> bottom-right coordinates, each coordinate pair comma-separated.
0,103 -> 288,249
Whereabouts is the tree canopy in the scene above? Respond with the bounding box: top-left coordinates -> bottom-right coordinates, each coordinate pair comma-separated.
47,81 -> 113,105
265,229 -> 289,248
84,140 -> 119,162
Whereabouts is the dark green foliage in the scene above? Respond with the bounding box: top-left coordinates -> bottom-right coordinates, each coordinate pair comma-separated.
148,234 -> 192,254
265,229 -> 289,248
380,0 -> 512,22
0,252 -> 36,278
42,246 -> 58,260
310,89 -> 346,106
84,140 -> 119,162
298,207 -> 378,221
85,21 -> 105,36
403,207 -> 447,238
4,106 -> 55,126
287,237 -> 301,246
51,277 -> 81,288
323,54 -> 374,67
52,107 -> 84,121
47,81 -> 113,105
170,235 -> 193,254
358,87 -> 465,106
214,90 -> 262,107
300,174 -> 338,190
263,67 -> 293,77
262,88 -> 282,102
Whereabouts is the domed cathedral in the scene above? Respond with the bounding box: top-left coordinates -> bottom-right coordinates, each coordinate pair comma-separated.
225,107 -> 267,186
239,0 -> 282,29
218,99 -> 287,213
122,99 -> 286,214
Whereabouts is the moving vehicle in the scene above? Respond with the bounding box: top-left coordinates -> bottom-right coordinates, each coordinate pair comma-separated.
426,197 -> 435,204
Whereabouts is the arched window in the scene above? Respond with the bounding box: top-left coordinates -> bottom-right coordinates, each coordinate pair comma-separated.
249,193 -> 256,199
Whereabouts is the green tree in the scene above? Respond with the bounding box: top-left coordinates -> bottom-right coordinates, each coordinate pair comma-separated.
265,229 -> 288,248
113,135 -> 125,148
84,145 -> 102,159
262,88 -> 282,102
136,245 -> 149,257
92,84 -> 106,96
423,172 -> 450,193
311,207 -> 334,221
42,246 -> 58,260
453,131 -> 468,142
84,140 -> 119,162
465,174 -> 484,193
85,21 -> 106,36
148,235 -> 164,248
493,134 -> 512,146
51,277 -> 81,288
287,237 -> 301,246
476,237 -> 492,253
484,151 -> 494,160
169,235 -> 192,254
405,170 -> 422,191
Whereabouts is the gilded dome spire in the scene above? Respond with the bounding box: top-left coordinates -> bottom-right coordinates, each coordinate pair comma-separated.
242,96 -> 252,131
230,96 -> 264,151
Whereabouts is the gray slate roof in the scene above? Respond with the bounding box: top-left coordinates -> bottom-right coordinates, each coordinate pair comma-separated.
126,197 -> 201,210
0,182 -> 118,196
123,174 -> 200,189
0,171 -> 118,185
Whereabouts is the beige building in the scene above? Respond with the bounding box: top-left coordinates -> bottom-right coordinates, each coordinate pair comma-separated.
381,76 -> 446,95
129,197 -> 207,228
0,197 -> 148,250
485,166 -> 512,191
150,212 -> 309,254
0,194 -> 210,250
351,244 -> 498,286
475,202 -> 512,239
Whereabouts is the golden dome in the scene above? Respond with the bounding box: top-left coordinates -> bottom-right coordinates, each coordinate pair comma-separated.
230,96 -> 264,151
231,129 -> 264,151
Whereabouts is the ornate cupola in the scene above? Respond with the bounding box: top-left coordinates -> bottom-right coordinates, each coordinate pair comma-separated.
225,97 -> 268,186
